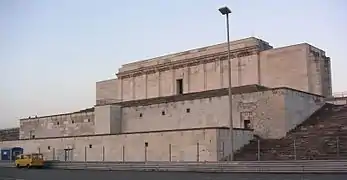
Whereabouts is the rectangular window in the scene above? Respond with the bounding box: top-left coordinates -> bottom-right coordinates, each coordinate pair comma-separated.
240,111 -> 253,129
29,130 -> 35,139
176,79 -> 183,94
244,120 -> 251,129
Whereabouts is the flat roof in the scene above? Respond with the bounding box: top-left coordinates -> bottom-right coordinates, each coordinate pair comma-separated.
117,84 -> 269,108
112,85 -> 323,108
19,107 -> 94,121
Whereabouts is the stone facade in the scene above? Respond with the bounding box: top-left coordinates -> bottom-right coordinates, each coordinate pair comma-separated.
96,37 -> 332,104
259,44 -> 332,97
19,108 -> 95,139
0,128 -> 253,162
18,85 -> 324,141
109,86 -> 323,139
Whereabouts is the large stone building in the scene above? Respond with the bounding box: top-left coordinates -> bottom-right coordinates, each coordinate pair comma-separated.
0,37 -> 333,162
97,37 -> 332,103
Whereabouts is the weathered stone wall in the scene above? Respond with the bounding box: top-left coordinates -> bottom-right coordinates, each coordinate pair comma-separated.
96,37 -> 331,104
233,89 -> 323,138
308,45 -> 332,97
121,94 -> 230,132
19,108 -> 95,139
120,87 -> 323,139
19,87 -> 322,140
232,90 -> 285,138
0,128 -> 222,162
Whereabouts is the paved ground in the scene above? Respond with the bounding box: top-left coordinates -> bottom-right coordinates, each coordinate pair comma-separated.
0,167 -> 347,180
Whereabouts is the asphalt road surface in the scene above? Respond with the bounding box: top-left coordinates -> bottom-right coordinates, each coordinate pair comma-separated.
0,168 -> 347,180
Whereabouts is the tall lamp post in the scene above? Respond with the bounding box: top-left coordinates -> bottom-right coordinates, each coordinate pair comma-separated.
218,6 -> 233,161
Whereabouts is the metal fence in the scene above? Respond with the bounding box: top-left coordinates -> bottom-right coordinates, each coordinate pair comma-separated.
37,142 -> 207,162
27,135 -> 347,162
333,91 -> 347,98
247,136 -> 347,161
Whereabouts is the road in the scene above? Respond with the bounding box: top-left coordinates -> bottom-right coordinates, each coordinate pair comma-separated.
0,167 -> 347,180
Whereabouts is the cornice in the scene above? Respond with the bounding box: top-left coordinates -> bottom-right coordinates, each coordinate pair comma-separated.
117,45 -> 259,79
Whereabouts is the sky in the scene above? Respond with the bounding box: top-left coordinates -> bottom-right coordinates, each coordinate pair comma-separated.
0,0 -> 346,128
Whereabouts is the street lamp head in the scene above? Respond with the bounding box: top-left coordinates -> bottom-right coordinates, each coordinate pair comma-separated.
218,6 -> 231,15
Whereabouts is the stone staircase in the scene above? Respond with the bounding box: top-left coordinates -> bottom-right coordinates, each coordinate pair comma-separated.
0,127 -> 19,141
234,103 -> 347,161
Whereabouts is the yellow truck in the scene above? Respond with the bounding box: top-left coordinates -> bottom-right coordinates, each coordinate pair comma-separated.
15,153 -> 44,168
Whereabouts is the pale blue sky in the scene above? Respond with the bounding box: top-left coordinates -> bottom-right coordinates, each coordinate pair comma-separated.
0,0 -> 346,128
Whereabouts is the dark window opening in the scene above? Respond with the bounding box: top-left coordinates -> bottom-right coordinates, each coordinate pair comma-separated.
186,108 -> 190,113
162,111 -> 165,115
89,144 -> 92,148
88,119 -> 91,122
48,146 -> 51,150
57,122 -> 60,125
176,79 -> 183,94
145,142 -> 148,147
29,130 -> 35,139
72,120 -> 75,124
244,120 -> 251,129
139,113 -> 143,118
